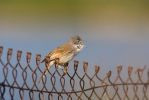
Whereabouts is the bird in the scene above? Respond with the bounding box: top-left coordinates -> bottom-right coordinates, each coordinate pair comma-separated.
38,35 -> 86,84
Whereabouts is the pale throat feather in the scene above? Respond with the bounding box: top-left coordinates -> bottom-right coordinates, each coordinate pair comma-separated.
73,44 -> 84,52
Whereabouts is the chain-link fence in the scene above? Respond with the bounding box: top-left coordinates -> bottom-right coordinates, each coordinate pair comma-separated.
0,46 -> 149,100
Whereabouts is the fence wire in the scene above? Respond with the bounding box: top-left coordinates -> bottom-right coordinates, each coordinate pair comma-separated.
0,46 -> 149,100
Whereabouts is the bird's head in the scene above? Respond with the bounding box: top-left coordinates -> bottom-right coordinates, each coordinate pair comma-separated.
69,35 -> 86,51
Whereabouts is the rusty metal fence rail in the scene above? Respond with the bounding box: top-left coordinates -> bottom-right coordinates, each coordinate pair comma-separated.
0,46 -> 149,100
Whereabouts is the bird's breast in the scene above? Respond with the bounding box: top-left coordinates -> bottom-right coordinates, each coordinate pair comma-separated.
58,52 -> 76,64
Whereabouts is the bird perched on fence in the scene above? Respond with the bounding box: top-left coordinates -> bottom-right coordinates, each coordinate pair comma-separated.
38,35 -> 86,84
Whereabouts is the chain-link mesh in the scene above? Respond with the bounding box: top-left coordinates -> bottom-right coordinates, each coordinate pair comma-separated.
0,46 -> 149,100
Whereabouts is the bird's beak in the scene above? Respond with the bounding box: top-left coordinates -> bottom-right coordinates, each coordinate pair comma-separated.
82,40 -> 87,42
80,40 -> 86,48
80,40 -> 87,44
83,45 -> 86,48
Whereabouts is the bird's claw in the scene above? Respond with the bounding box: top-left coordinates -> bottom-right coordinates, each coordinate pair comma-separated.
62,69 -> 67,76
62,65 -> 69,76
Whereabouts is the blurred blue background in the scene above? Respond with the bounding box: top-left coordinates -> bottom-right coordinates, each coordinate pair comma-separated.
0,0 -> 149,99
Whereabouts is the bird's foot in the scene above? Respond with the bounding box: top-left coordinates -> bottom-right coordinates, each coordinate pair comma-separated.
62,69 -> 67,76
62,64 -> 69,76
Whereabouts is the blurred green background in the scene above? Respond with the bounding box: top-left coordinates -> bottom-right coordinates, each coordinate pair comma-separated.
0,0 -> 149,99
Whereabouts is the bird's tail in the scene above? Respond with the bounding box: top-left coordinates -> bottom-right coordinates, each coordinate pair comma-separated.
38,61 -> 54,84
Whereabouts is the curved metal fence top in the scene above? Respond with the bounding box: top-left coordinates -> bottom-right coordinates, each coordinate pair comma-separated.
0,46 -> 149,100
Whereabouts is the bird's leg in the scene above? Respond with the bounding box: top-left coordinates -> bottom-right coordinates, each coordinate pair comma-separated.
62,63 -> 69,76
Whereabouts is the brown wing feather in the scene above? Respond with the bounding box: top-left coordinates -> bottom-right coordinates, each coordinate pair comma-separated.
47,43 -> 73,60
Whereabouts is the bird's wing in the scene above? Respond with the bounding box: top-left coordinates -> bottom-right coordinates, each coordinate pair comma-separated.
48,44 -> 74,60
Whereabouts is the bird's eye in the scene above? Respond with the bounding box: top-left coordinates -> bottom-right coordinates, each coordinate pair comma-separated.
73,42 -> 76,45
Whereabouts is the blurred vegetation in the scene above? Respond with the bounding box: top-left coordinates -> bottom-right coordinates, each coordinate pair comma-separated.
0,0 -> 148,19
